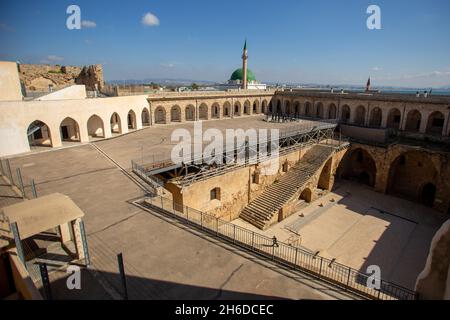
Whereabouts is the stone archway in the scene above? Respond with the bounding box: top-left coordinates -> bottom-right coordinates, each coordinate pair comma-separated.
299,188 -> 312,203
199,103 -> 208,120
405,109 -> 421,132
141,108 -> 150,126
211,103 -> 220,119
253,100 -> 260,114
186,105 -> 195,121
420,183 -> 437,207
127,110 -> 137,129
426,111 -> 445,135
171,105 -> 181,122
294,101 -> 301,116
304,102 -> 312,117
223,102 -> 231,118
27,120 -> 53,147
387,151 -> 438,205
60,117 -> 80,142
110,113 -> 121,134
316,102 -> 324,118
341,105 -> 351,123
262,100 -> 268,114
369,107 -> 382,127
328,103 -> 337,119
285,100 -> 291,115
317,158 -> 333,190
234,101 -> 242,116
354,105 -> 366,125
337,148 -> 377,187
87,115 -> 105,139
154,106 -> 166,124
244,100 -> 251,115
387,108 -> 401,129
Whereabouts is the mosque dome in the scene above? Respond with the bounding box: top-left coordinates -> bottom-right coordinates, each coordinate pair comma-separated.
230,68 -> 256,82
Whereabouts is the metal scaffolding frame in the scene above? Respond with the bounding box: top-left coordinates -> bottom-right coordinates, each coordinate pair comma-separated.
132,122 -> 349,188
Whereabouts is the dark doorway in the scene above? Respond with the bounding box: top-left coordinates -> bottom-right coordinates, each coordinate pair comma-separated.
420,183 -> 436,207
61,126 -> 69,140
358,172 -> 370,185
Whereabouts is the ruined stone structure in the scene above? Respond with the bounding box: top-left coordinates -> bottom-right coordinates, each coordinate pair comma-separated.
415,219 -> 450,299
18,63 -> 104,92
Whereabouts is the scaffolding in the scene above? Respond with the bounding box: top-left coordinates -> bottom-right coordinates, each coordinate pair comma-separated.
132,122 -> 349,188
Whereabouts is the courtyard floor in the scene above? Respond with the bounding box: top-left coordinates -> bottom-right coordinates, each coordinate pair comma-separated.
233,180 -> 448,290
2,117 -> 352,300
1,116 -> 447,298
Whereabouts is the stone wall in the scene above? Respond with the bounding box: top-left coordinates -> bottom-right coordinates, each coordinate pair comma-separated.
415,219 -> 450,299
18,63 -> 104,92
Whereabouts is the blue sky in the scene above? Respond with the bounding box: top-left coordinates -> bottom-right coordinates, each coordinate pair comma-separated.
1,0 -> 449,87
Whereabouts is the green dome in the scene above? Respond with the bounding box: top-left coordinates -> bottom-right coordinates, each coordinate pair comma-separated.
230,68 -> 256,82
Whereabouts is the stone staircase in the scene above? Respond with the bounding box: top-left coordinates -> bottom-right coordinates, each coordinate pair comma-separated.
239,145 -> 335,230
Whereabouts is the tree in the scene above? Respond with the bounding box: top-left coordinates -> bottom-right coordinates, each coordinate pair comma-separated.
191,83 -> 199,90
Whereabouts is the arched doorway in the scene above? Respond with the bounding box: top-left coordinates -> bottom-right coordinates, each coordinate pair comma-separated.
234,102 -> 241,116
127,110 -> 137,129
299,188 -> 312,203
186,105 -> 195,121
294,101 -> 300,116
328,103 -> 337,119
426,111 -> 445,135
223,102 -> 231,118
211,103 -> 220,118
304,102 -> 312,117
87,115 -> 105,139
341,105 -> 351,123
276,100 -> 281,115
369,107 -> 382,127
420,183 -> 436,207
387,108 -> 401,129
60,117 -> 80,142
262,100 -> 268,114
253,100 -> 259,114
317,159 -> 332,190
387,151 -> 438,204
405,110 -> 421,132
154,107 -> 166,124
337,148 -> 377,187
316,102 -> 324,118
141,108 -> 150,126
171,105 -> 181,122
199,103 -> 208,120
285,100 -> 291,115
27,120 -> 52,147
110,113 -> 121,134
354,105 -> 366,125
244,100 -> 251,115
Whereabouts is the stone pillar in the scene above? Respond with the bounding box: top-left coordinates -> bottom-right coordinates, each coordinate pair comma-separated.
71,218 -> 85,261
419,111 -> 430,134
59,223 -> 71,243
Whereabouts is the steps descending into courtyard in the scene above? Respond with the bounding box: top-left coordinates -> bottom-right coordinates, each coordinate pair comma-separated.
239,144 -> 335,230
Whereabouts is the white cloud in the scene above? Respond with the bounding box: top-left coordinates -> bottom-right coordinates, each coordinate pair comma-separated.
371,66 -> 382,71
142,12 -> 160,26
81,20 -> 97,28
160,62 -> 175,68
46,55 -> 64,62
84,39 -> 93,45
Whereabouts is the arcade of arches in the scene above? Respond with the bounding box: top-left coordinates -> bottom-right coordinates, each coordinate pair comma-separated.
337,144 -> 450,213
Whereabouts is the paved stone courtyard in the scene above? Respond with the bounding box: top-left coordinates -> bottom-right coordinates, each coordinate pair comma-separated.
1,117 -> 446,298
234,180 -> 448,290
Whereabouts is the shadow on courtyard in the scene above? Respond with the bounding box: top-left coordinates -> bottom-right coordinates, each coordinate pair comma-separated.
44,267 -> 287,300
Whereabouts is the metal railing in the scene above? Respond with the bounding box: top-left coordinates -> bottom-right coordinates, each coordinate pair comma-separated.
137,195 -> 417,301
0,158 -> 38,200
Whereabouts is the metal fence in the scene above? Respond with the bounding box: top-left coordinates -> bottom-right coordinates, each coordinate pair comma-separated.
0,158 -> 38,200
138,195 -> 418,301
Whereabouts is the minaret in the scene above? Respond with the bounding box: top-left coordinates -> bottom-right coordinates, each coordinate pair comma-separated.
365,77 -> 371,92
242,39 -> 248,90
